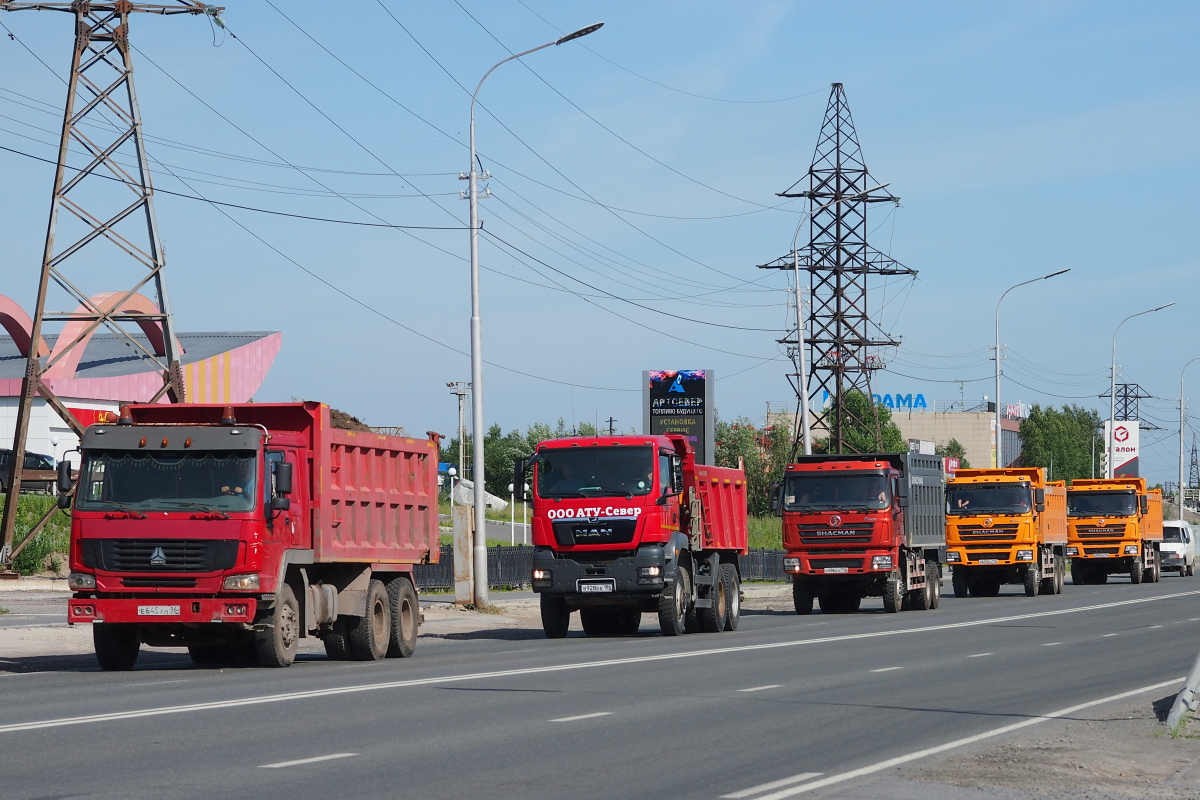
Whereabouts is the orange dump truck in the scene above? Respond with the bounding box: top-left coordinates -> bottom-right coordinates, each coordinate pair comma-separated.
1067,478 -> 1163,585
945,468 -> 1067,597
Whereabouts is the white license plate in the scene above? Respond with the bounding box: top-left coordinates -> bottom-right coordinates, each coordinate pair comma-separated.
137,605 -> 180,617
979,559 -> 999,565
823,567 -> 849,574
1094,553 -> 1112,558
578,581 -> 614,593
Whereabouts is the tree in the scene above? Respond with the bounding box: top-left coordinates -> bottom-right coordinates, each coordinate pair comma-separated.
935,437 -> 970,469
1018,404 -> 1102,483
715,417 -> 791,516
814,390 -> 906,454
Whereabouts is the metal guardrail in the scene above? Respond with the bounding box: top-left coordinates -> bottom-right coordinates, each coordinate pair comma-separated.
413,546 -> 787,591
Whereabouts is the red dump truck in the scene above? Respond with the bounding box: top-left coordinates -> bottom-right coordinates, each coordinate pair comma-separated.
515,433 -> 748,638
62,402 -> 440,670
776,452 -> 947,614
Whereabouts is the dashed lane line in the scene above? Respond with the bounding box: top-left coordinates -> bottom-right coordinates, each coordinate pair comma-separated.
260,753 -> 357,769
720,772 -> 822,798
737,685 -> 783,693
967,653 -> 993,658
870,667 -> 904,673
550,712 -> 612,723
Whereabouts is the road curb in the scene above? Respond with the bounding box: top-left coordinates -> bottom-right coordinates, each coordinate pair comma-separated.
0,577 -> 69,592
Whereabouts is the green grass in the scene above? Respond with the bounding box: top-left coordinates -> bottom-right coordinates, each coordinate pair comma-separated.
0,495 -> 71,576
438,498 -> 528,524
748,516 -> 783,550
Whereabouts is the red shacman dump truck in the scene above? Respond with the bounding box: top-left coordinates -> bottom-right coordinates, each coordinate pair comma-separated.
62,402 -> 439,670
775,452 -> 946,614
1067,478 -> 1163,585
515,433 -> 748,638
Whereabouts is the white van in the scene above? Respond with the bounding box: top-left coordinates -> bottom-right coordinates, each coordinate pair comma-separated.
1161,520 -> 1196,576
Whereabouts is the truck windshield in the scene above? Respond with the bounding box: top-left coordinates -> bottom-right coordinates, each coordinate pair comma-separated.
783,474 -> 888,510
1067,491 -> 1136,517
536,446 -> 653,499
946,484 -> 1031,515
77,450 -> 258,512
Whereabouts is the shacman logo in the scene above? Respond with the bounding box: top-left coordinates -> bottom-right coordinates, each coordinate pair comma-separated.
828,515 -> 842,528
1114,426 -> 1130,443
1099,519 -> 1107,527
983,518 -> 994,528
149,547 -> 167,566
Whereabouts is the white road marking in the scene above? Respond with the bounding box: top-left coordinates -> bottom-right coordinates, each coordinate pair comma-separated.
737,685 -> 783,693
870,667 -> 904,673
1042,642 -> 1061,646
550,712 -> 612,723
129,680 -> 190,687
1102,633 -> 1119,637
743,677 -> 1184,799
1151,625 -> 1164,629
1,590 -> 1195,736
721,772 -> 822,798
967,653 -> 993,658
259,753 -> 357,769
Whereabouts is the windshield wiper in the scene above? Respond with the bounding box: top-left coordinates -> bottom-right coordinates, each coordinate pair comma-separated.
95,500 -> 147,519
159,501 -> 229,519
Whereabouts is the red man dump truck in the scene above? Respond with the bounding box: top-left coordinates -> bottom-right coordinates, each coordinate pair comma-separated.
515,433 -> 748,638
62,402 -> 439,670
776,452 -> 946,614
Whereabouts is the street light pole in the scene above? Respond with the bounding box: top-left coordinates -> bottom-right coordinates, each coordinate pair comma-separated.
1108,303 -> 1175,478
1181,357 -> 1200,517
466,21 -> 603,606
993,269 -> 1069,468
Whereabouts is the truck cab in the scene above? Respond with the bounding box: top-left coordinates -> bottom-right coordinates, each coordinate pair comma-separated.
1067,478 -> 1163,584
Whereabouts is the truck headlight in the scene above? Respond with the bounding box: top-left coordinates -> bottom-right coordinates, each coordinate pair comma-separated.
871,555 -> 893,570
1066,547 -> 1078,556
1017,550 -> 1034,561
783,557 -> 800,572
222,573 -> 260,591
532,568 -> 552,585
946,551 -> 961,563
68,572 -> 96,591
1124,545 -> 1139,555
638,566 -> 663,584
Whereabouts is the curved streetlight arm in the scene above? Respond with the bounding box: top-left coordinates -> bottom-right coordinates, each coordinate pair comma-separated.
1108,301 -> 1176,477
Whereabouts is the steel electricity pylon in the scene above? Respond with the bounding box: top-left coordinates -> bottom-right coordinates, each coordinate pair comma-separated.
759,83 -> 915,454
0,1 -> 221,567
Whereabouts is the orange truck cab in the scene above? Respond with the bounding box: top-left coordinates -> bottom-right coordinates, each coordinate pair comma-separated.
1066,478 -> 1163,585
945,468 -> 1066,598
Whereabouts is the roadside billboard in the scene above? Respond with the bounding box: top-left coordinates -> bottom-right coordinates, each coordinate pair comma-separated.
643,370 -> 714,465
1104,420 -> 1140,477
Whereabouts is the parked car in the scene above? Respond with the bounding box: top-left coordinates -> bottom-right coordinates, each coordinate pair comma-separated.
0,449 -> 57,493
1161,520 -> 1196,576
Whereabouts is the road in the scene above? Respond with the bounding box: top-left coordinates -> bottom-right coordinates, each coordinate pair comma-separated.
0,579 -> 1197,799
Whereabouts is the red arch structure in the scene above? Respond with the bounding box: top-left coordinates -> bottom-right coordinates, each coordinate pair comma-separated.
41,292 -> 171,380
0,296 -> 49,358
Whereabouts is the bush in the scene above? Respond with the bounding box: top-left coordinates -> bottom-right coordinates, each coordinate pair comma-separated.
0,495 -> 71,576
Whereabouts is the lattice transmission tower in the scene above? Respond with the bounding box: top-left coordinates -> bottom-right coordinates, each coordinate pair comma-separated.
759,83 -> 915,454
1102,383 -> 1160,429
0,1 -> 222,566
1190,435 -> 1199,488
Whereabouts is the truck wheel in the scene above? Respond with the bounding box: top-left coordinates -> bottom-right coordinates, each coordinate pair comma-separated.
793,578 -> 814,615
952,566 -> 969,598
700,567 -> 729,632
540,595 -> 571,639
348,579 -> 391,661
1129,557 -> 1144,584
927,562 -> 941,609
1055,559 -> 1064,594
984,578 -> 1002,597
882,575 -> 903,613
1040,558 -> 1056,595
255,583 -> 300,668
93,624 -> 140,671
323,617 -> 352,660
1151,554 -> 1161,583
619,608 -> 641,636
721,564 -> 740,631
1024,565 -> 1040,597
658,565 -> 690,636
385,576 -> 419,658
1071,561 -> 1086,586
909,574 -> 930,611
1095,570 -> 1108,585
580,607 -> 605,636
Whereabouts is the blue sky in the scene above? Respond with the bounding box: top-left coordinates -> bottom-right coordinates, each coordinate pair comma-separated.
1,1 -> 1197,484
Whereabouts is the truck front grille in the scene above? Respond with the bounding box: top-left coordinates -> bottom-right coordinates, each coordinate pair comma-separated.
1085,547 -> 1119,556
1074,527 -> 1125,538
967,552 -> 1010,562
954,524 -> 1019,542
553,519 -> 637,547
812,558 -> 864,570
122,577 -> 198,588
81,539 -> 239,573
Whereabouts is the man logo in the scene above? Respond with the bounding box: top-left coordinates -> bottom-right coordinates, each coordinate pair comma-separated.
149,546 -> 167,566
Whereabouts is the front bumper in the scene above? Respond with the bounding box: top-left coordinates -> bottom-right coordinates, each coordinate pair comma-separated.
68,596 -> 258,625
531,545 -> 667,599
785,549 -> 895,576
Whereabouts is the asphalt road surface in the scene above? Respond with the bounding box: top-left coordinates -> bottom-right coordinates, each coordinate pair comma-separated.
1,579 -> 1198,799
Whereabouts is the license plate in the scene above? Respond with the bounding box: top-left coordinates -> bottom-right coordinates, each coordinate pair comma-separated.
137,605 -> 180,617
823,567 -> 849,574
578,581 -> 614,593
1094,553 -> 1112,558
979,558 -> 999,565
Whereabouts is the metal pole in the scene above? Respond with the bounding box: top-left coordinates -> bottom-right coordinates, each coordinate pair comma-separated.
1109,303 -> 1175,478
792,227 -> 812,455
509,485 -> 515,546
466,22 -> 603,606
1182,358 -> 1200,518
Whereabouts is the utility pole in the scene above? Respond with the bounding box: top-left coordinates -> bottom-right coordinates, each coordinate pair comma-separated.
447,382 -> 470,482
1182,359 -> 1199,518
758,83 -> 915,454
606,417 -> 617,435
0,1 -> 220,569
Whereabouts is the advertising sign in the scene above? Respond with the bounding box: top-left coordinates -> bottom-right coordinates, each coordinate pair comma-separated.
643,370 -> 714,465
1104,420 -> 1140,477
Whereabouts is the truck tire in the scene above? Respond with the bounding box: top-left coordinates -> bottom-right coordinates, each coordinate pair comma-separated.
1130,557 -> 1143,584
255,583 -> 300,668
1150,553 -> 1161,583
909,573 -> 930,611
385,576 -> 419,658
580,608 -> 605,636
619,608 -> 641,636
323,617 -> 352,660
1071,561 -> 1086,586
348,579 -> 391,661
721,564 -> 741,631
952,566 -> 969,598
793,577 -> 814,615
882,575 -> 903,613
540,595 -> 571,639
94,623 -> 140,671
1055,559 -> 1064,594
658,565 -> 690,636
1095,570 -> 1108,585
1024,565 -> 1040,597
928,562 -> 941,609
700,567 -> 729,632
1040,557 -> 1056,595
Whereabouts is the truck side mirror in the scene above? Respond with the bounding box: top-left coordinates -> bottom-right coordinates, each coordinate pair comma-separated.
274,461 -> 293,496
768,482 -> 781,516
271,495 -> 291,511
898,494 -> 910,509
1036,503 -> 1046,513
1035,488 -> 1046,504
1140,496 -> 1149,514
57,493 -> 72,510
56,460 -> 73,493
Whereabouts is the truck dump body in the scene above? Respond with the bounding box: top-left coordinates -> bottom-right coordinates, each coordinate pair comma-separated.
1067,478 -> 1164,584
